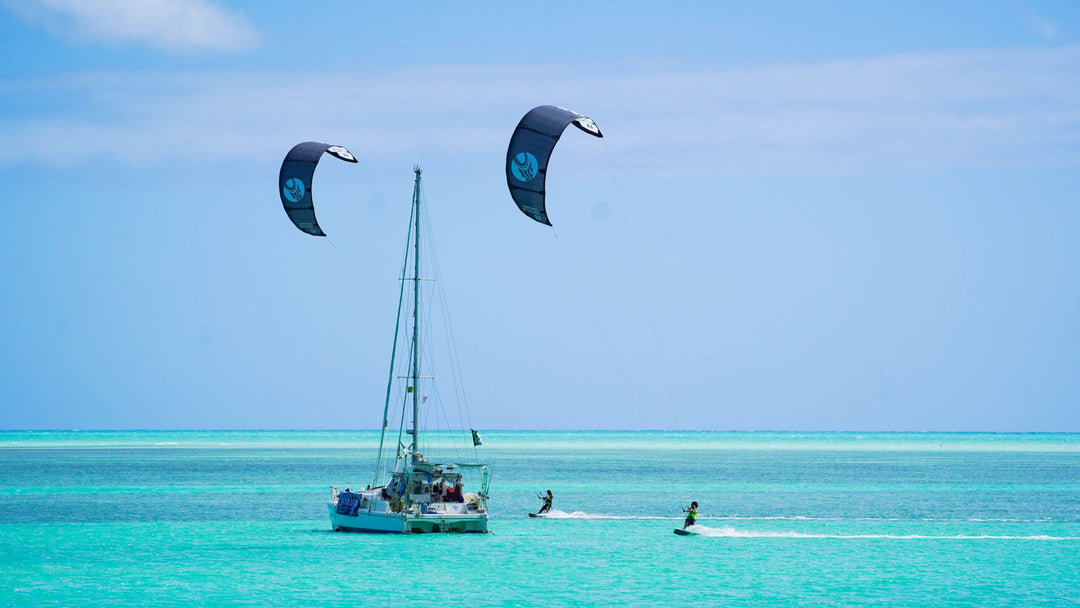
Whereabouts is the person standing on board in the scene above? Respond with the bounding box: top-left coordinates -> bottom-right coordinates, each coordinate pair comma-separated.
537,490 -> 553,514
682,501 -> 699,529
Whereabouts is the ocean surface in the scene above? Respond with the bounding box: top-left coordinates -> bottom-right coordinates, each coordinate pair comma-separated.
2,430 -> 1079,606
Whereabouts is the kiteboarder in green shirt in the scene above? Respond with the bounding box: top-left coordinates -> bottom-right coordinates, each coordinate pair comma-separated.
682,501 -> 699,529
537,490 -> 553,515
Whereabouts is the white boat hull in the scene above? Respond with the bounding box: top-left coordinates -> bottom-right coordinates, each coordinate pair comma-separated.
328,503 -> 488,533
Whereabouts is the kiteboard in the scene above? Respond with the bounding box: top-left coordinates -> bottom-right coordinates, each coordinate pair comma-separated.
528,513 -> 546,518
673,528 -> 695,536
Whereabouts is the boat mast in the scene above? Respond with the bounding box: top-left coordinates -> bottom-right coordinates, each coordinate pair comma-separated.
409,167 -> 422,463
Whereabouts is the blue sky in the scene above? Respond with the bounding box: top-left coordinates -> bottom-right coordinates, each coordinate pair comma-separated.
1,1 -> 1078,431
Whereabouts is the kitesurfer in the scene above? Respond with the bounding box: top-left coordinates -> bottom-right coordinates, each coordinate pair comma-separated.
682,501 -> 699,529
537,490 -> 553,514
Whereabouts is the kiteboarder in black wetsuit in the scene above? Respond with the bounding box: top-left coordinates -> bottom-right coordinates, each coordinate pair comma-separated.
537,490 -> 553,515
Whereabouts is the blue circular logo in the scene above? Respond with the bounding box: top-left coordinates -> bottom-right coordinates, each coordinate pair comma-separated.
510,152 -> 539,182
282,178 -> 306,203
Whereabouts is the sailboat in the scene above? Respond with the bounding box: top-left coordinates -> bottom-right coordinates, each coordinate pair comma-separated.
278,143 -> 490,533
322,167 -> 490,533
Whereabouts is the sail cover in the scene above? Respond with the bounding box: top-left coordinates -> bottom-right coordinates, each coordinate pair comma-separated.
505,105 -> 603,226
335,491 -> 361,515
278,141 -> 358,236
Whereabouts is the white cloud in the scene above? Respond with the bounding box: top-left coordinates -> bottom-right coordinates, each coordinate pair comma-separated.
1023,15 -> 1063,41
5,0 -> 258,52
1,46 -> 1078,176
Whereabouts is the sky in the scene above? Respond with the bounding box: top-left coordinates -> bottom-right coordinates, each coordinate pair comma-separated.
1,0 -> 1078,431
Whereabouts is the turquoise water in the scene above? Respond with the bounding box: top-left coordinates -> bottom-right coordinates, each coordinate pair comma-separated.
2,431 -> 1079,606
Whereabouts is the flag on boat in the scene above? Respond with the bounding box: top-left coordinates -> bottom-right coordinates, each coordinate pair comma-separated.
471,430 -> 483,446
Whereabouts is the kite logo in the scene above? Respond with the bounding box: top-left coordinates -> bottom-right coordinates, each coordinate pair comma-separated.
327,146 -> 356,162
511,151 -> 539,182
283,178 -> 306,203
574,117 -> 601,136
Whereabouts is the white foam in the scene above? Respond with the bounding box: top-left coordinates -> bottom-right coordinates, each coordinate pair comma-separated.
537,510 -> 661,520
682,525 -> 1080,541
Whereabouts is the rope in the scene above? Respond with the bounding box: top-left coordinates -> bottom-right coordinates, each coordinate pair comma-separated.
420,184 -> 482,464
602,139 -> 681,430
551,228 -> 648,428
370,201 -> 414,487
